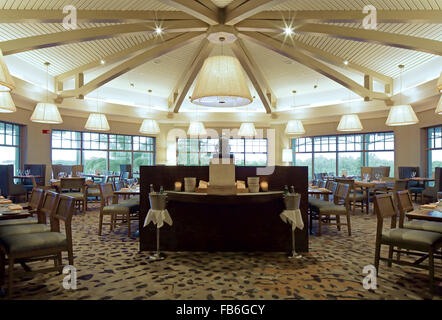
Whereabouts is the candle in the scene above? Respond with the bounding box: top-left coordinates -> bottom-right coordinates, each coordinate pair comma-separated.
260,181 -> 269,192
174,181 -> 182,192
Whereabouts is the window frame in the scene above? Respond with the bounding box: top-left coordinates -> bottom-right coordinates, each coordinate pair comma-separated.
0,120 -> 22,173
292,131 -> 395,178
51,129 -> 156,172
426,125 -> 442,178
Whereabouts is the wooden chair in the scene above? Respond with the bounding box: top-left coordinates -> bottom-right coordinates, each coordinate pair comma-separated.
373,193 -> 442,294
60,178 -> 86,212
335,178 -> 365,215
0,188 -> 45,227
0,194 -> 75,298
396,190 -> 442,234
98,183 -> 138,236
312,183 -> 351,236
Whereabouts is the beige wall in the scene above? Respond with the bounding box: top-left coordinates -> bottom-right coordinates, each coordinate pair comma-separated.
1,103 -> 441,183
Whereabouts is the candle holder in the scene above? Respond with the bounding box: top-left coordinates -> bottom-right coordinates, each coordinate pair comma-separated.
174,181 -> 182,192
260,181 -> 269,192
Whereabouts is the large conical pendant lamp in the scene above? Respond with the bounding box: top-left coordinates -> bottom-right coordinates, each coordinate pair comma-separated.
85,113 -> 110,131
187,121 -> 207,136
191,37 -> 252,108
386,65 -> 419,126
31,62 -> 63,124
238,122 -> 257,137
139,90 -> 160,135
337,114 -> 363,131
0,49 -> 15,92
437,71 -> 442,93
436,96 -> 442,115
285,120 -> 305,135
0,92 -> 16,113
85,89 -> 109,131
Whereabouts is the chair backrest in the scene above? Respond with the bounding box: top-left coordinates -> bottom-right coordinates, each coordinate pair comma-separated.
114,180 -> 125,191
361,167 -> 372,177
374,193 -> 397,219
24,164 -> 46,186
311,180 -> 318,186
60,178 -> 85,191
71,165 -> 84,176
99,183 -> 114,206
437,192 -> 442,201
40,191 -> 59,224
372,166 -> 390,178
50,195 -> 75,252
398,166 -> 419,179
120,164 -> 132,179
393,179 -> 408,192
319,180 -> 326,188
28,188 -> 45,211
334,183 -> 350,205
434,167 -> 442,190
396,190 -> 414,228
328,181 -> 338,195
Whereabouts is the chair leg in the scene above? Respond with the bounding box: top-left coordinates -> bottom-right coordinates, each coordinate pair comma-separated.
98,211 -> 104,236
352,200 -> 356,215
318,213 -> 322,236
336,215 -> 341,231
346,213 -> 351,236
8,257 -> 14,299
429,249 -> 435,294
127,213 -> 131,235
387,245 -> 393,267
68,248 -> 74,266
374,242 -> 381,274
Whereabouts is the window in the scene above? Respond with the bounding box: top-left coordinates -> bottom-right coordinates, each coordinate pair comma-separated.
177,139 -> 219,166
51,130 -> 155,173
292,132 -> 394,178
427,125 -> 442,178
176,138 -> 268,166
0,121 -> 21,173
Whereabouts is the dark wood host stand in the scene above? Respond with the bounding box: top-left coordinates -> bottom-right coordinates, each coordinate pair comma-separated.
139,166 -> 309,253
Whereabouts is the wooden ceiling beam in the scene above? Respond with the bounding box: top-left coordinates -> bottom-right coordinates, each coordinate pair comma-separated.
58,32 -> 205,99
156,0 -> 219,25
0,10 -> 195,23
249,10 -> 442,23
230,39 -> 274,113
225,0 -> 289,25
294,23 -> 442,56
239,32 -> 390,101
55,34 -> 178,82
258,32 -> 393,85
170,39 -> 214,113
0,21 -> 208,56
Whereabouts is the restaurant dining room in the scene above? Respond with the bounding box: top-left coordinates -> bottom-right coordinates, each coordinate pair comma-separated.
0,0 -> 441,309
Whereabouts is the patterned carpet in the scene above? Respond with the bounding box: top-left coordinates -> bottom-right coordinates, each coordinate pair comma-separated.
1,203 -> 441,300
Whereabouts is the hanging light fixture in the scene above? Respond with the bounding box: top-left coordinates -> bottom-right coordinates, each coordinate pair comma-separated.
188,121 -> 207,136
140,89 -> 160,135
191,36 -> 252,107
238,122 -> 257,137
85,89 -> 109,131
0,92 -> 16,113
386,65 -> 419,126
436,96 -> 442,115
337,114 -> 363,132
0,49 -> 15,92
31,62 -> 63,124
285,90 -> 305,135
85,113 -> 110,131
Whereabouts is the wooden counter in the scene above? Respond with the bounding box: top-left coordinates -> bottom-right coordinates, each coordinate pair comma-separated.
139,166 -> 309,253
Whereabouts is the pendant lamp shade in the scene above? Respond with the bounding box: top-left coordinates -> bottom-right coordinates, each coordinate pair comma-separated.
238,122 -> 257,137
437,72 -> 442,93
337,114 -> 363,132
0,49 -> 15,92
139,119 -> 160,135
30,103 -> 63,124
0,92 -> 16,113
191,56 -> 253,107
436,96 -> 442,115
187,121 -> 207,136
285,120 -> 305,135
85,113 -> 110,131
385,105 -> 419,126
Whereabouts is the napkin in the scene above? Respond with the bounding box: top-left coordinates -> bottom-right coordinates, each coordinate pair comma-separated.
8,204 -> 22,211
421,204 -> 437,209
318,188 -> 330,192
198,180 -> 208,188
0,199 -> 12,204
120,188 -> 130,192
310,186 -> 319,189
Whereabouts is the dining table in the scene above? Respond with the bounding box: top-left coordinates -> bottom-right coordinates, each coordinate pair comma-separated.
0,204 -> 30,220
354,180 -> 390,214
308,187 -> 333,201
405,204 -> 442,222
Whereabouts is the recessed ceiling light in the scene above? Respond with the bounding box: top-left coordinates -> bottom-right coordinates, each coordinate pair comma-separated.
283,26 -> 294,36
343,60 -> 349,65
100,60 -> 105,65
155,26 -> 163,35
